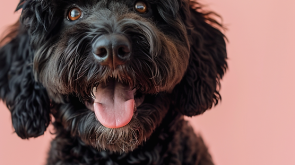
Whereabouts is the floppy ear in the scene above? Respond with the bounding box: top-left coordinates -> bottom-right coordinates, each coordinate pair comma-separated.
0,22 -> 51,139
172,1 -> 228,116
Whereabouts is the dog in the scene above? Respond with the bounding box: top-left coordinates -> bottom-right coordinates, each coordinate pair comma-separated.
0,0 -> 227,164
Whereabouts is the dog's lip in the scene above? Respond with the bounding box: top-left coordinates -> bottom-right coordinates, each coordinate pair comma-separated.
83,77 -> 147,128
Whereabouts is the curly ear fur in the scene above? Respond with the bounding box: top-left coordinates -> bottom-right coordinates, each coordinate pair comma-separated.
173,1 -> 228,116
0,22 -> 51,139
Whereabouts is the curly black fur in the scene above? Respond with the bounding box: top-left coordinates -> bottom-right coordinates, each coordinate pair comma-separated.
0,0 -> 227,164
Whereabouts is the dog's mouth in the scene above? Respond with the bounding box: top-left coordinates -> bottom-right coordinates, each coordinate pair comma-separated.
85,78 -> 145,129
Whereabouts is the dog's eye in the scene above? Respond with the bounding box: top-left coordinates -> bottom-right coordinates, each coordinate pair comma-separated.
135,1 -> 147,13
68,7 -> 82,21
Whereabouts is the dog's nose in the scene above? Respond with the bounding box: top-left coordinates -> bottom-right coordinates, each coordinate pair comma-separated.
92,34 -> 131,69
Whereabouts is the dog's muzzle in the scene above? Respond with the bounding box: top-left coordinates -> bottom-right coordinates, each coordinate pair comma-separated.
86,34 -> 145,129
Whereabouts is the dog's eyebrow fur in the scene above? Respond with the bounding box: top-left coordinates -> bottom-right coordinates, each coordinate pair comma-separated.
0,0 -> 227,164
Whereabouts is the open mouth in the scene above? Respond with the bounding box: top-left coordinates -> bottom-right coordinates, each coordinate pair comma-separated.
85,78 -> 145,129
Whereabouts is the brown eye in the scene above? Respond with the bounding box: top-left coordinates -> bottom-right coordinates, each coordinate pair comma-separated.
135,1 -> 147,13
68,7 -> 82,21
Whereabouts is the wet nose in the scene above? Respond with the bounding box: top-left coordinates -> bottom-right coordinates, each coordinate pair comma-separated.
92,34 -> 131,69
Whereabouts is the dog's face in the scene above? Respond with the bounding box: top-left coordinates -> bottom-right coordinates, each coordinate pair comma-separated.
0,0 -> 227,153
32,0 -> 190,152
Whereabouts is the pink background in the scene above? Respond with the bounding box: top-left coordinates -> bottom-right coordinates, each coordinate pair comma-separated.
1,0 -> 295,165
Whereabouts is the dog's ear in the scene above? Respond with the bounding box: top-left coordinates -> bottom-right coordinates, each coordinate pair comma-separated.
172,1 -> 228,116
0,22 -> 51,139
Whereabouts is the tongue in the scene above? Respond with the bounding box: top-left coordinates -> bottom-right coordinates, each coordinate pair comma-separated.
93,81 -> 135,128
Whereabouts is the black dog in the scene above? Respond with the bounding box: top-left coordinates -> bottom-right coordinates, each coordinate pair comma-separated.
0,0 -> 227,164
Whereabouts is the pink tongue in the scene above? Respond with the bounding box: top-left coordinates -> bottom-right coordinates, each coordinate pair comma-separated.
93,81 -> 135,128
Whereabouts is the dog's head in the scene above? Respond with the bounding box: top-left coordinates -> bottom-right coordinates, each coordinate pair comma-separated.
0,0 -> 227,153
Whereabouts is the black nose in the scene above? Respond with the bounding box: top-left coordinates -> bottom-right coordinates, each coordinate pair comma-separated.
92,34 -> 131,69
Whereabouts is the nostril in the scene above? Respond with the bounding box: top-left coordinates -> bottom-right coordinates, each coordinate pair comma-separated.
94,47 -> 108,58
92,34 -> 131,68
117,46 -> 130,58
